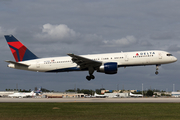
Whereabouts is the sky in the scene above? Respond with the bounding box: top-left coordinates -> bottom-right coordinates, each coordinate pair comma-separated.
0,0 -> 180,92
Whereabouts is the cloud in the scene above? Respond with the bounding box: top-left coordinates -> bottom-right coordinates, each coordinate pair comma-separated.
150,32 -> 174,40
167,44 -> 180,52
1,1 -> 180,92
103,35 -> 137,47
36,23 -> 79,41
34,23 -> 140,55
140,40 -> 153,46
36,24 -> 138,49
35,23 -> 105,46
0,26 -> 15,37
0,0 -> 12,2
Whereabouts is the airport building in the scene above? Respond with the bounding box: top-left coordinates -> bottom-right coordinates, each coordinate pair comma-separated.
171,92 -> 180,97
101,89 -> 138,98
1,90 -> 180,98
0,91 -> 85,98
154,92 -> 171,96
42,92 -> 85,98
101,90 -> 136,94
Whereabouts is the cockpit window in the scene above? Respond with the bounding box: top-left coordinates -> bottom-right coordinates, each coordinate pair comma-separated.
167,54 -> 172,56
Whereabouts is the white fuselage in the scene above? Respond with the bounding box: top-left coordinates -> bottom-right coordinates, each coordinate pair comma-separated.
8,50 -> 177,73
8,91 -> 36,98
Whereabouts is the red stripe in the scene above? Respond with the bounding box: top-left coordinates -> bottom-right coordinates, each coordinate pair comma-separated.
8,41 -> 24,49
8,41 -> 27,61
18,46 -> 27,61
10,48 -> 18,62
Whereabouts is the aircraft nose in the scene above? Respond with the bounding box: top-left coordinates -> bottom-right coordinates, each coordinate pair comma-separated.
172,57 -> 177,62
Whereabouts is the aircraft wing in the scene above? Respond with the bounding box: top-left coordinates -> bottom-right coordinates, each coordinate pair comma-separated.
67,54 -> 102,69
5,60 -> 30,67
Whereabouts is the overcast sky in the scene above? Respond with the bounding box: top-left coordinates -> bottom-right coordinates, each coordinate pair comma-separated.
0,0 -> 180,92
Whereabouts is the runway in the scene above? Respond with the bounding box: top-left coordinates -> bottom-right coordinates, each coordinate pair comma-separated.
0,97 -> 180,103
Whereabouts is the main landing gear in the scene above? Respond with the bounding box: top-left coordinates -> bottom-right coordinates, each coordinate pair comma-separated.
86,66 -> 95,81
155,64 -> 160,75
86,75 -> 95,81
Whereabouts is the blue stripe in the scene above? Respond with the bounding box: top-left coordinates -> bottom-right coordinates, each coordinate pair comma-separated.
46,67 -> 81,72
23,49 -> 38,61
4,35 -> 18,42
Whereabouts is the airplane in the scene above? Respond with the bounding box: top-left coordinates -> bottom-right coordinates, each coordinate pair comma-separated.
130,92 -> 143,97
8,91 -> 36,98
94,93 -> 108,98
4,35 -> 177,81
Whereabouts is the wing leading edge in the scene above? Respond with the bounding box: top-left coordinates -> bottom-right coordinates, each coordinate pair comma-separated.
67,53 -> 102,69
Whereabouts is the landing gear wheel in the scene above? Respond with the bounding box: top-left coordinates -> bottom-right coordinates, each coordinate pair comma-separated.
90,75 -> 95,79
155,71 -> 159,75
155,65 -> 160,75
86,75 -> 95,81
86,76 -> 91,81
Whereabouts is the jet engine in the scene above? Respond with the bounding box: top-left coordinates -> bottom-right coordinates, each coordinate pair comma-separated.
97,62 -> 118,74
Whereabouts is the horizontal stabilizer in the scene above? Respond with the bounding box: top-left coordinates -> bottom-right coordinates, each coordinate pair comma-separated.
5,60 -> 30,67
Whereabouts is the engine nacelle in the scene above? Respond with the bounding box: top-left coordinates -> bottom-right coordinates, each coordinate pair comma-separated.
97,62 -> 118,74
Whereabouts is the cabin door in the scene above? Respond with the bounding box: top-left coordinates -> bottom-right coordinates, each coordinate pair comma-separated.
159,52 -> 162,59
125,54 -> 129,61
36,61 -> 40,68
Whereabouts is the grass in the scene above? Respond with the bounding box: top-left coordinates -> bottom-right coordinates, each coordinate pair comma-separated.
0,103 -> 180,120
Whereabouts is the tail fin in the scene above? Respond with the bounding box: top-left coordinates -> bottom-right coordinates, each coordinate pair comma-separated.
36,87 -> 42,93
31,91 -> 35,94
4,35 -> 38,62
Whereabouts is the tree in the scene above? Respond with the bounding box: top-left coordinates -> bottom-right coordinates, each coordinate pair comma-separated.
95,88 -> 105,94
41,88 -> 51,92
77,88 -> 81,93
71,88 -> 95,95
65,89 -> 75,92
146,90 -> 153,96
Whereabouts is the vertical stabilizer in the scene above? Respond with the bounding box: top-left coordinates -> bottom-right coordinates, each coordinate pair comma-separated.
4,35 -> 38,62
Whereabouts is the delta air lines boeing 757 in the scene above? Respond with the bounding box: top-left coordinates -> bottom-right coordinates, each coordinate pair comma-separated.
4,35 -> 177,81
